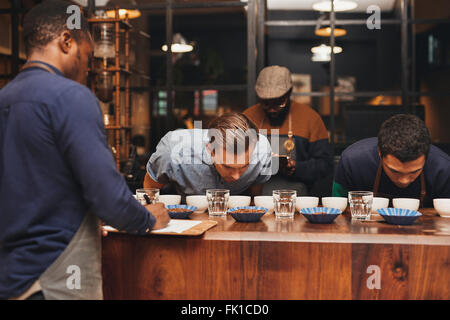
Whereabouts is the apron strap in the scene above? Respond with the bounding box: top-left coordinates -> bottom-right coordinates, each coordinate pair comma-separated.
21,62 -> 57,75
372,162 -> 382,197
420,171 -> 426,208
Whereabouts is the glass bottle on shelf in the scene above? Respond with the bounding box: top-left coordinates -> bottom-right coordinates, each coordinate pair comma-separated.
93,22 -> 115,59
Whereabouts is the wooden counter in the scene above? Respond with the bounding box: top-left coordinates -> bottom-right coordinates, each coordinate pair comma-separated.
102,209 -> 450,300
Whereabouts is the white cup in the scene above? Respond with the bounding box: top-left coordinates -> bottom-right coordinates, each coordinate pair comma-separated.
227,195 -> 251,208
371,197 -> 390,214
186,195 -> 208,213
295,196 -> 319,211
393,198 -> 420,211
254,196 -> 274,214
433,198 -> 450,218
322,197 -> 348,212
158,195 -> 181,206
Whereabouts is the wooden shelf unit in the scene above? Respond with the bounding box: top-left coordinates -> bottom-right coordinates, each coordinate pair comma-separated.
87,8 -> 132,171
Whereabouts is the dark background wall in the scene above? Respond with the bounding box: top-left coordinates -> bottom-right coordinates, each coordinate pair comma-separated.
267,11 -> 402,95
148,11 -> 247,87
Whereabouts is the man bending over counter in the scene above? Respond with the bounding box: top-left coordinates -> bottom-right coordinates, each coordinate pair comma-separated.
333,114 -> 450,207
144,112 -> 272,196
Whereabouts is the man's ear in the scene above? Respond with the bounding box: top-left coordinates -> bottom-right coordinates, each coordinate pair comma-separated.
377,148 -> 382,159
58,30 -> 74,54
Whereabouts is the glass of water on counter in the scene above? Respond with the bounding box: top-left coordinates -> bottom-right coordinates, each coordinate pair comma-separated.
206,189 -> 230,217
348,191 -> 373,221
273,190 -> 297,219
136,188 -> 160,205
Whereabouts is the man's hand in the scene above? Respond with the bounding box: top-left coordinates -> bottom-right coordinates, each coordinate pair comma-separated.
145,202 -> 170,230
279,157 -> 295,177
285,158 -> 296,176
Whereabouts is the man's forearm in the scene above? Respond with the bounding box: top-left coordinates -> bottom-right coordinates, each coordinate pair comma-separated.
144,172 -> 165,189
332,181 -> 348,197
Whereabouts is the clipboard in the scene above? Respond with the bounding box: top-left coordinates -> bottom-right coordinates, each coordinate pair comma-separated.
152,219 -> 218,236
103,219 -> 218,237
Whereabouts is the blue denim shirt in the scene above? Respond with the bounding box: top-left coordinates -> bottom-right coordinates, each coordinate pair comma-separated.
147,129 -> 272,195
0,62 -> 155,298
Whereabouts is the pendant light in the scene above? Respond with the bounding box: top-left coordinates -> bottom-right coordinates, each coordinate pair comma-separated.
312,0 -> 357,12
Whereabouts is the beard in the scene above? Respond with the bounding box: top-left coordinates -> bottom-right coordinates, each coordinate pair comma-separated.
267,101 -> 290,127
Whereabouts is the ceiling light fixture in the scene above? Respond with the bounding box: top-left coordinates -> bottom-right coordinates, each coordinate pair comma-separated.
315,26 -> 347,37
311,44 -> 343,54
105,8 -> 141,19
162,33 -> 194,53
312,0 -> 357,12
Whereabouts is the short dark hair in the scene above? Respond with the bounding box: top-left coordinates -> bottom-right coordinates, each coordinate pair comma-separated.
23,0 -> 90,55
207,112 -> 259,154
378,114 -> 431,162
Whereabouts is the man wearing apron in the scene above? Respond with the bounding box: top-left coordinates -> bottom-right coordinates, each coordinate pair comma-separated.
244,65 -> 333,196
333,114 -> 450,208
0,0 -> 169,300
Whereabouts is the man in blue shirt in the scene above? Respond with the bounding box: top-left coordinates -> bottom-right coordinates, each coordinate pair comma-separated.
333,114 -> 450,207
144,113 -> 273,196
0,0 -> 169,300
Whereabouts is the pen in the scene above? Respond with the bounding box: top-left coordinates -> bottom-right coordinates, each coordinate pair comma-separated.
143,194 -> 151,205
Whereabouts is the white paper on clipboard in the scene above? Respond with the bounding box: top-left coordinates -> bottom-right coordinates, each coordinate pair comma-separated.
151,220 -> 202,234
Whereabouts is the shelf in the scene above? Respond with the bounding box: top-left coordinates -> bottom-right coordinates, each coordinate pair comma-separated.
88,67 -> 132,75
106,67 -> 132,75
87,17 -> 132,29
105,125 -> 132,130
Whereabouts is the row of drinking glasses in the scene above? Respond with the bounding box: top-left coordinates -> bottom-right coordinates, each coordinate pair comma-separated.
206,189 -> 298,219
134,188 -> 298,219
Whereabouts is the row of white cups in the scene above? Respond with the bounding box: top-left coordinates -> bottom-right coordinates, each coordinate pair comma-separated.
146,194 -> 450,217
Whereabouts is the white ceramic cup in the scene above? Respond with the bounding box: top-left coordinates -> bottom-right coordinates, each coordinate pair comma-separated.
254,196 -> 274,214
186,195 -> 208,213
158,194 -> 182,206
433,198 -> 450,218
295,196 -> 319,212
371,197 -> 390,214
393,198 -> 420,211
322,197 -> 348,212
227,195 -> 251,208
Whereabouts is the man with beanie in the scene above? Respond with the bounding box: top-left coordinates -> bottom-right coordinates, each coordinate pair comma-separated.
244,65 -> 333,195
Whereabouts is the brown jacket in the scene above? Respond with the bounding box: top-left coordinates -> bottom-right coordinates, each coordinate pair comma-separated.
243,100 -> 333,184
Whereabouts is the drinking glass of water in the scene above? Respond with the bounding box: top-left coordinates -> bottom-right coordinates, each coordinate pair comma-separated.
273,190 -> 297,219
348,191 -> 373,221
136,188 -> 160,205
206,189 -> 230,217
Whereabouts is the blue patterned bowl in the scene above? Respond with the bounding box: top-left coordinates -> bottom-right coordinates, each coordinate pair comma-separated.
166,204 -> 197,219
300,207 -> 342,224
228,206 -> 268,222
377,208 -> 422,225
